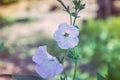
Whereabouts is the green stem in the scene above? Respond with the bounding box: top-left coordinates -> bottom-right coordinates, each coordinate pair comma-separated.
73,9 -> 78,26
70,15 -> 72,25
57,0 -> 67,11
64,72 -> 68,80
73,61 -> 77,80
73,17 -> 77,26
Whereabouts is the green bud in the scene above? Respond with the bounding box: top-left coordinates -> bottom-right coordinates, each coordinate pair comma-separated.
71,12 -> 77,17
67,48 -> 80,62
72,0 -> 78,5
78,4 -> 85,10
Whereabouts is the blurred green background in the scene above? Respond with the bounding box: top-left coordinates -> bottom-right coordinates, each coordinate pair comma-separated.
0,0 -> 120,80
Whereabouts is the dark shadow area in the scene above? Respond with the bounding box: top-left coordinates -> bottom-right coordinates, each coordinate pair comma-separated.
0,17 -> 34,28
0,0 -> 19,6
97,0 -> 120,19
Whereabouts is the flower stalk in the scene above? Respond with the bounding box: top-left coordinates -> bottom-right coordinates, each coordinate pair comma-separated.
57,0 -> 85,80
73,61 -> 77,80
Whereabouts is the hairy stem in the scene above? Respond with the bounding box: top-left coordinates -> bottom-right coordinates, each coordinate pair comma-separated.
73,61 -> 77,80
70,14 -> 72,25
57,0 -> 67,11
73,17 -> 77,26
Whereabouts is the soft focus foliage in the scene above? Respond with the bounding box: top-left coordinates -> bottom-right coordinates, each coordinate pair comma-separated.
77,17 -> 120,80
97,65 -> 120,80
0,15 -> 34,28
0,0 -> 19,5
79,17 -> 120,65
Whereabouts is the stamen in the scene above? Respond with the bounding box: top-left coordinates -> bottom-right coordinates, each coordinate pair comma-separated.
64,33 -> 69,37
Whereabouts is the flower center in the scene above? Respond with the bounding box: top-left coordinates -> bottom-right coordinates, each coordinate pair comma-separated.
49,58 -> 55,62
47,58 -> 55,66
63,32 -> 69,37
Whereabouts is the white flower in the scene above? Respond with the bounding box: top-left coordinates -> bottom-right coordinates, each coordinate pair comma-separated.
32,46 -> 64,78
54,23 -> 79,49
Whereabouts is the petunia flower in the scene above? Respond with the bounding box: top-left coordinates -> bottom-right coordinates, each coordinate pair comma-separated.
54,23 -> 79,49
32,46 -> 64,79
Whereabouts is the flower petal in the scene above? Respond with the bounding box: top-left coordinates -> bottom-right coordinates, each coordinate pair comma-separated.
35,64 -> 49,78
55,60 -> 64,74
35,58 -> 64,78
32,46 -> 52,64
54,29 -> 63,42
67,37 -> 79,48
69,26 -> 79,37
57,40 -> 70,49
33,46 -> 64,78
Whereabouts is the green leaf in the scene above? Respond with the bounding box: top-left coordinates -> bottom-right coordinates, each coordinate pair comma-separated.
76,4 -> 85,11
97,73 -> 106,80
57,56 -> 64,64
72,0 -> 78,5
60,76 -> 66,80
74,25 -> 79,29
71,12 -> 77,17
107,65 -> 120,80
12,75 -> 44,80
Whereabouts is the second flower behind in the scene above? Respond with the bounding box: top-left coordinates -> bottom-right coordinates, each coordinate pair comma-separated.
32,46 -> 64,79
